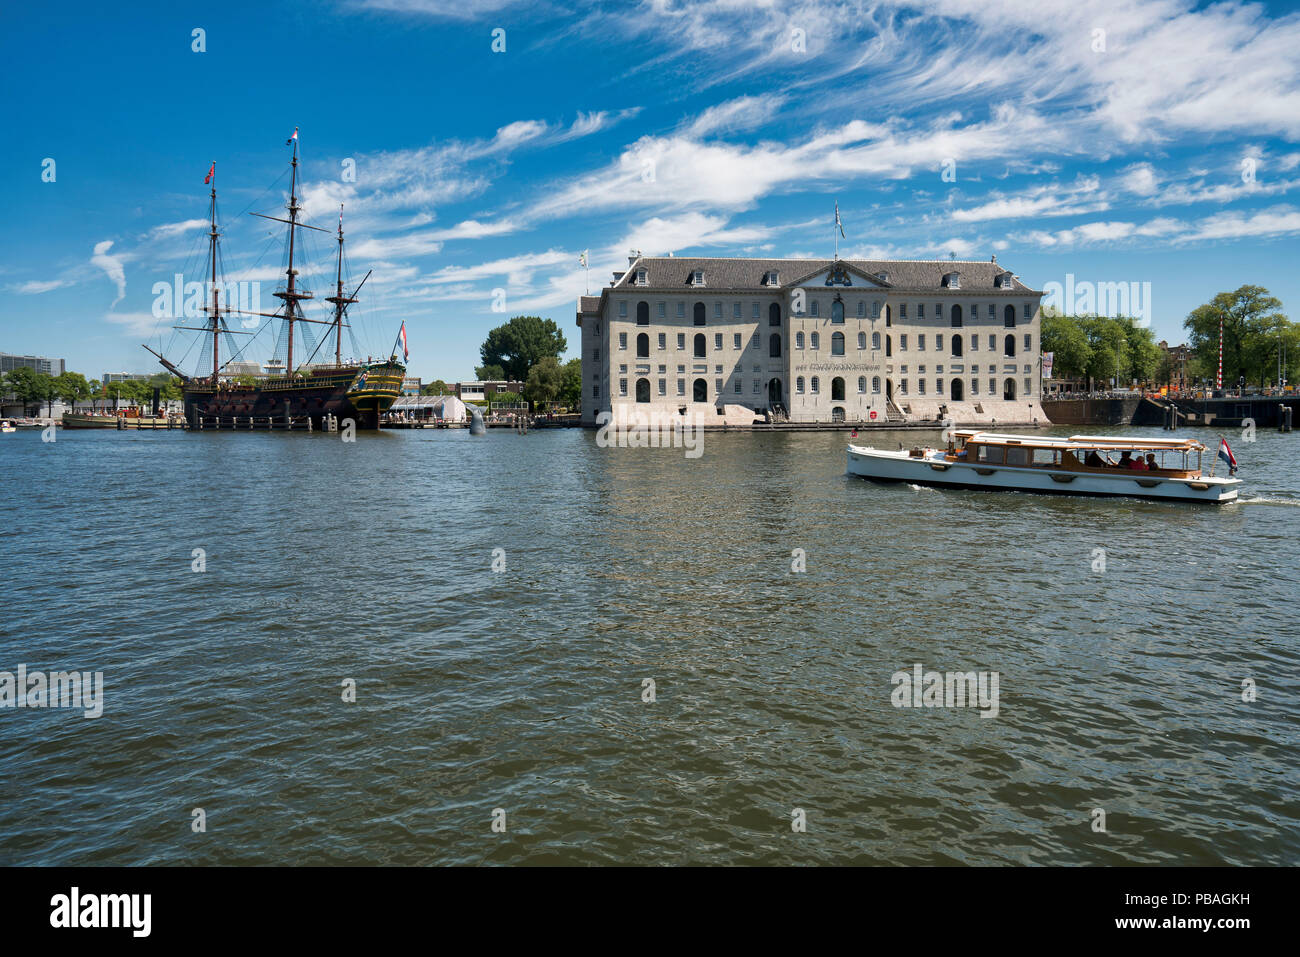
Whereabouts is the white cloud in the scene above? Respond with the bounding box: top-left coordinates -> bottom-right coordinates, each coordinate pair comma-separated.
13,278 -> 74,295
91,240 -> 126,308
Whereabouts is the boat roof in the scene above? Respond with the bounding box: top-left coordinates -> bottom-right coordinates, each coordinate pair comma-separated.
954,430 -> 1205,451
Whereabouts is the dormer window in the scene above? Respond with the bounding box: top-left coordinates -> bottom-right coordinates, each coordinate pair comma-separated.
996,272 -> 1014,289
635,268 -> 648,286
690,270 -> 705,286
763,270 -> 780,286
877,271 -> 889,283
943,272 -> 961,289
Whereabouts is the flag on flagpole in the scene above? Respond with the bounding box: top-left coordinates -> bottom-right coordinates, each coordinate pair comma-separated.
286,127 -> 299,146
1218,436 -> 1238,475
579,250 -> 588,268
834,201 -> 845,238
398,322 -> 409,362
204,162 -> 215,184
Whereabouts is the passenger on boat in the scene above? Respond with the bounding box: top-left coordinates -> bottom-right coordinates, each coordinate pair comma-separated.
1131,455 -> 1148,470
1085,450 -> 1104,467
1146,454 -> 1158,470
1117,450 -> 1133,468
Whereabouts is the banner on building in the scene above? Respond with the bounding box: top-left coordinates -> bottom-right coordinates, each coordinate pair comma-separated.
1041,352 -> 1054,379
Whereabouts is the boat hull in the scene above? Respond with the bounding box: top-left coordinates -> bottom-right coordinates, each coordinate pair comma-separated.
847,446 -> 1241,503
182,361 -> 404,430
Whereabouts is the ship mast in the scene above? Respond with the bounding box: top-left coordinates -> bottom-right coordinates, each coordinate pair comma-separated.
206,170 -> 220,379
272,132 -> 313,375
324,204 -> 356,367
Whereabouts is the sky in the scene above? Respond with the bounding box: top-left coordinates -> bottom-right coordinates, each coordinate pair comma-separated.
2,0 -> 1299,384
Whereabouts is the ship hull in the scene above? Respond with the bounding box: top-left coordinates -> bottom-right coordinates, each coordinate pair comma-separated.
182,361 -> 405,431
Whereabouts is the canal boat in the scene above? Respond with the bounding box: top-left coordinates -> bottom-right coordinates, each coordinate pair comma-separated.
144,131 -> 406,430
847,430 -> 1241,503
0,420 -> 15,433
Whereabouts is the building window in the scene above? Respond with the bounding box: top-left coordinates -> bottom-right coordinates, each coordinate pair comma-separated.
988,378 -> 996,395
831,300 -> 844,324
592,384 -> 600,398
714,333 -> 723,350
657,333 -> 666,349
900,379 -> 908,395
937,378 -> 944,395
1024,377 -> 1032,396
659,378 -> 667,396
693,378 -> 707,401
619,332 -> 627,350
831,376 -> 845,400
657,302 -> 666,318
857,301 -> 865,317
989,334 -> 996,351
831,332 -> 845,356
900,334 -> 908,351
872,376 -> 881,393
796,376 -> 805,394
1024,333 -> 1032,352
635,378 -> 650,402
619,378 -> 628,396
694,302 -> 706,326
676,302 -> 685,318
1005,305 -> 1016,328
796,331 -> 805,349
752,303 -> 760,319
951,304 -> 963,328
919,380 -> 926,395
592,348 -> 600,362
733,302 -> 742,318
1004,378 -> 1017,400
811,376 -> 820,394
918,334 -> 926,351
872,301 -> 881,318
918,303 -> 926,319
677,333 -> 685,350
715,377 -> 723,393
694,333 -> 706,358
952,336 -> 963,357
1024,302 -> 1033,320
971,334 -> 978,351
618,301 -> 627,318
1004,335 -> 1016,357
677,379 -> 685,395
636,333 -> 649,358
809,300 -> 819,317
769,334 -> 781,358
971,378 -> 979,395
987,304 -> 995,319
872,331 -> 881,350
594,321 -> 601,337
810,332 -> 820,350
858,376 -> 867,393
769,303 -> 781,326
734,333 -> 742,349
734,378 -> 742,393
885,335 -> 892,357
858,332 -> 866,350
900,303 -> 908,319
692,270 -> 704,285
714,302 -> 723,318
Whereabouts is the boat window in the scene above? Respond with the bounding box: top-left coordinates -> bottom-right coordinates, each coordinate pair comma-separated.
1032,448 -> 1058,466
974,445 -> 1002,464
1005,447 -> 1030,466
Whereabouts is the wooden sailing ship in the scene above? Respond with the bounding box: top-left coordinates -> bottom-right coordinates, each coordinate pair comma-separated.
144,132 -> 406,430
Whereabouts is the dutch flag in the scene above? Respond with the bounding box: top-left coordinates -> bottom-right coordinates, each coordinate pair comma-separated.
1218,437 -> 1238,475
398,322 -> 409,361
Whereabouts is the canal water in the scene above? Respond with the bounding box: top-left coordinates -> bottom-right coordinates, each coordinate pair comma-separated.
0,423 -> 1296,865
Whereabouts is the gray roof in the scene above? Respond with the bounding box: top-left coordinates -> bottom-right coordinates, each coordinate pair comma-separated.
608,257 -> 1039,294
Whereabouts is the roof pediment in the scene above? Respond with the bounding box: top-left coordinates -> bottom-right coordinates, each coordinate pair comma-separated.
786,260 -> 891,289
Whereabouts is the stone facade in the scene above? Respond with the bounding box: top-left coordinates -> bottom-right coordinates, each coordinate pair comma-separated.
577,256 -> 1047,427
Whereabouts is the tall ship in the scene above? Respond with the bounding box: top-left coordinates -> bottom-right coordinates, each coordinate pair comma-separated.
145,131 -> 406,430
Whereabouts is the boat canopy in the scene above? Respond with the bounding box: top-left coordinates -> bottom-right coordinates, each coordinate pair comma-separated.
953,430 -> 1206,452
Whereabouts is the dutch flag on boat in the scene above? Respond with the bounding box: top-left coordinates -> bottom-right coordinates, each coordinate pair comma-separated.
398,322 -> 409,361
1218,437 -> 1238,475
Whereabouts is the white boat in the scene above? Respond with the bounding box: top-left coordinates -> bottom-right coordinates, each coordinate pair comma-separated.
0,420 -> 15,433
847,430 -> 1241,504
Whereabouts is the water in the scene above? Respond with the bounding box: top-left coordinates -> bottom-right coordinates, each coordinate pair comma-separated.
0,423 -> 1296,865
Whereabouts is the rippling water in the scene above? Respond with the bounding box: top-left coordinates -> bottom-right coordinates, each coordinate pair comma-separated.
0,422 -> 1296,865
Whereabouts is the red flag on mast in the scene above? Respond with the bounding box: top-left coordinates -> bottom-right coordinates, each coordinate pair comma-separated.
204,162 -> 215,184
399,322 -> 409,361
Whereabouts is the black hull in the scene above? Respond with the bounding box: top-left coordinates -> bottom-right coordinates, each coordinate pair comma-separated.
182,363 -> 404,431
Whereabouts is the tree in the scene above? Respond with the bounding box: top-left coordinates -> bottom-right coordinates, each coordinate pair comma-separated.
522,355 -> 564,407
1040,312 -> 1092,380
55,371 -> 90,409
478,316 -> 567,382
559,358 -> 582,409
1120,319 -> 1161,385
474,363 -> 506,382
420,379 -> 451,396
1184,285 -> 1293,388
5,366 -> 44,413
88,379 -> 103,411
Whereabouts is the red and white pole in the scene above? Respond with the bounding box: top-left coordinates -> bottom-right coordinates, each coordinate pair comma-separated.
1216,314 -> 1223,389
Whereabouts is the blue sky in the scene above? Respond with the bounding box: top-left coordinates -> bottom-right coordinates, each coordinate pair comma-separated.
2,0 -> 1299,383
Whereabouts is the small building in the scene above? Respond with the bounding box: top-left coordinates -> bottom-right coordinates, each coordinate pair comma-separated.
386,394 -> 468,423
455,380 -> 524,402
2,352 -> 65,377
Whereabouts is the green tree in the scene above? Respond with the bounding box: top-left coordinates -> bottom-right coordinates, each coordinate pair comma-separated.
420,379 -> 451,396
1184,285 -> 1292,388
1120,320 -> 1161,385
522,355 -> 564,407
478,316 -> 567,382
474,363 -> 506,382
6,367 -> 44,413
87,379 -> 103,411
559,357 -> 582,409
1040,313 -> 1092,379
55,371 -> 91,409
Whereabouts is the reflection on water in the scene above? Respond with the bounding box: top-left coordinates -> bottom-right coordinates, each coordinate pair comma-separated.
0,423 -> 1295,864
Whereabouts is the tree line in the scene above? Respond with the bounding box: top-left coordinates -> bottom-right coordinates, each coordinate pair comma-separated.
1042,285 -> 1297,390
0,368 -> 182,416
